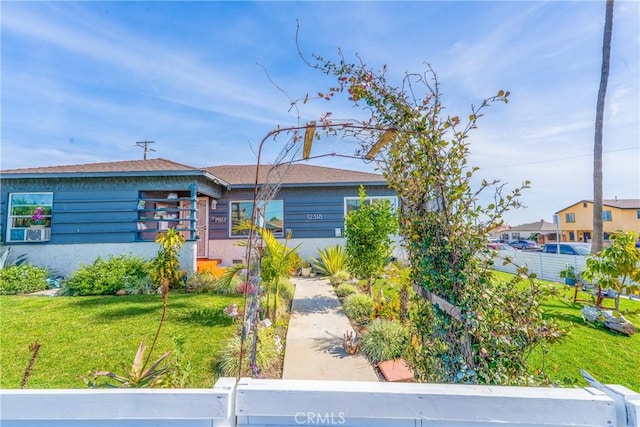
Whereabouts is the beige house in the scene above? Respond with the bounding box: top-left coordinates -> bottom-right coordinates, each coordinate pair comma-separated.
555,199 -> 640,242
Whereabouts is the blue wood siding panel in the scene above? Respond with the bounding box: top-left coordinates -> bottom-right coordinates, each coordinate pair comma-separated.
209,184 -> 394,240
0,176 -> 220,244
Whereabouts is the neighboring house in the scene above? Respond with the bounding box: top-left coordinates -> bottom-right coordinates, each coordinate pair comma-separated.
0,159 -> 395,275
203,164 -> 396,264
0,159 -> 228,276
500,220 -> 558,244
555,199 -> 640,242
488,223 -> 510,240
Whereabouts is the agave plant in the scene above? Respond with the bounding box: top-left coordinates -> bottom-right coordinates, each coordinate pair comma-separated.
311,244 -> 348,277
83,338 -> 172,388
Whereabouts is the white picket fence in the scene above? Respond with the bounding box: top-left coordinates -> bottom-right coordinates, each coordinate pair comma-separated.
2,377 -> 639,427
492,250 -> 588,283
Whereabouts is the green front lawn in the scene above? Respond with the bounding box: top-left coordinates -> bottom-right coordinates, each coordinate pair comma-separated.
0,293 -> 242,389
370,271 -> 640,391
523,280 -> 639,391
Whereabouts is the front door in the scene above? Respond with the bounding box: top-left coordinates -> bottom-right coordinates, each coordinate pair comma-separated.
196,198 -> 209,258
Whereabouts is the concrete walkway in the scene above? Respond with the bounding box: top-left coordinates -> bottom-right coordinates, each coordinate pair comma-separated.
282,277 -> 379,381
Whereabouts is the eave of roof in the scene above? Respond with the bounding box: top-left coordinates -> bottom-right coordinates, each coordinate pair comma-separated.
555,199 -> 640,213
204,164 -> 387,187
0,158 -> 231,189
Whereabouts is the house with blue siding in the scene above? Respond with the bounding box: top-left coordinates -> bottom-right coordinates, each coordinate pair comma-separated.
203,164 -> 396,265
0,159 -> 394,275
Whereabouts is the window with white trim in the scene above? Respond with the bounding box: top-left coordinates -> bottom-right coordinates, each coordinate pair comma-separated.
602,210 -> 612,221
344,196 -> 398,215
7,192 -> 53,242
229,200 -> 283,237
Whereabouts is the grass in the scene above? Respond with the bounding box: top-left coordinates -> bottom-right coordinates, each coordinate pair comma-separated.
496,272 -> 640,392
0,292 -> 242,389
368,271 -> 639,391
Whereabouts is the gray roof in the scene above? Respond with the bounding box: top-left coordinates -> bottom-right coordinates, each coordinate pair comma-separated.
1,158 -> 196,174
0,158 -> 231,187
0,159 -> 385,189
204,164 -> 387,187
506,220 -> 557,232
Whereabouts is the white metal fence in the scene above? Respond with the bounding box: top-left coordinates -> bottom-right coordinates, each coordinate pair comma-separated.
2,377 -> 639,427
492,250 -> 588,283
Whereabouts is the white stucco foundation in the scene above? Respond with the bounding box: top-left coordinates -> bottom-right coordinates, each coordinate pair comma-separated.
5,241 -> 197,278
207,236 -> 406,266
207,238 -> 348,266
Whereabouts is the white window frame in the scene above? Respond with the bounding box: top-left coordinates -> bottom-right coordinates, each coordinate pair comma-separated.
602,210 -> 612,221
228,200 -> 284,238
6,192 -> 53,243
343,196 -> 398,216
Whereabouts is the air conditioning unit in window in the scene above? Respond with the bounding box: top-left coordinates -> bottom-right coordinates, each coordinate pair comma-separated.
24,228 -> 50,242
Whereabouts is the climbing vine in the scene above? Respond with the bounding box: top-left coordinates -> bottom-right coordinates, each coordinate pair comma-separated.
307,54 -> 563,385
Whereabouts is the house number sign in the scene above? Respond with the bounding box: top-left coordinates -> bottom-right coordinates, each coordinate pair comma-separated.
306,214 -> 323,220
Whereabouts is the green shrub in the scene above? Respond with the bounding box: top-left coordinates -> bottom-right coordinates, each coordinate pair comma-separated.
214,274 -> 241,295
63,254 -> 149,296
288,251 -> 303,276
0,264 -> 49,295
260,296 -> 290,321
124,276 -> 154,295
216,327 -> 280,377
335,283 -> 358,298
360,319 -> 408,363
278,279 -> 295,302
329,270 -> 352,286
187,271 -> 218,293
342,293 -> 374,324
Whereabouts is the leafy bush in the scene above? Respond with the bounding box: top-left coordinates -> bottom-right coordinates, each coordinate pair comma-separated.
312,245 -> 348,276
335,283 -> 358,298
236,280 -> 256,295
342,293 -> 374,324
0,264 -> 49,295
360,319 -> 408,363
147,229 -> 185,290
216,327 -> 280,377
330,270 -> 352,286
63,254 -> 149,296
278,279 -> 295,302
288,251 -> 303,276
124,276 -> 154,295
372,296 -> 400,321
186,271 -> 218,293
344,187 -> 398,291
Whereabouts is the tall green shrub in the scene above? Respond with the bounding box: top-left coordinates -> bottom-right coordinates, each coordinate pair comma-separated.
582,231 -> 640,297
344,186 -> 398,293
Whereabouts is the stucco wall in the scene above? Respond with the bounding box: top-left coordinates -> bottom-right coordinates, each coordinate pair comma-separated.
4,241 -> 197,277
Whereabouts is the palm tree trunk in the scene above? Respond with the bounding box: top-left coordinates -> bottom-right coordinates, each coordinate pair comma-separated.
592,0 -> 614,254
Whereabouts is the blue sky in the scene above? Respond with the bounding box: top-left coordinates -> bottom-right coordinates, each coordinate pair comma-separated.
1,1 -> 638,226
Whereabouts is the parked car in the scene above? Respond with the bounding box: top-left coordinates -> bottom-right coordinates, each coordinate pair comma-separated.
508,240 -> 541,251
542,243 -> 591,256
487,242 -> 516,251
